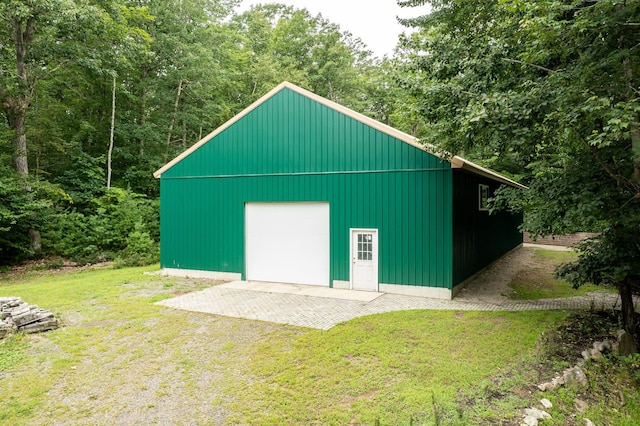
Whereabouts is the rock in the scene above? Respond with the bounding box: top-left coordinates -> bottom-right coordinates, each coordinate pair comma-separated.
552,377 -> 562,387
574,398 -> 588,413
0,325 -> 12,339
21,318 -> 58,334
588,348 -> 603,360
524,408 -> 551,420
521,406 -> 551,426
617,330 -> 638,356
585,419 -> 595,426
540,398 -> 553,409
581,350 -> 590,360
596,340 -> 612,353
537,381 -> 554,392
563,366 -> 588,388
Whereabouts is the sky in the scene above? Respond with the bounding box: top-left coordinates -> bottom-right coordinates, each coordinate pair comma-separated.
237,0 -> 432,58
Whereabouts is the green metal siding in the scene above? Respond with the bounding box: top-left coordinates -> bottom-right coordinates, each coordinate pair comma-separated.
451,170 -> 523,286
160,87 -> 454,289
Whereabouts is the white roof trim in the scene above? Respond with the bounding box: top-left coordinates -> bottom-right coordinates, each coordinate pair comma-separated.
154,81 -> 526,190
450,156 -> 527,189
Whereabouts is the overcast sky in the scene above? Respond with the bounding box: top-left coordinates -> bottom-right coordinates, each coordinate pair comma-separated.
236,0 -> 432,58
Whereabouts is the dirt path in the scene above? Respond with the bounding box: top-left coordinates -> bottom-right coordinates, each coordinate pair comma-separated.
456,246 -> 538,303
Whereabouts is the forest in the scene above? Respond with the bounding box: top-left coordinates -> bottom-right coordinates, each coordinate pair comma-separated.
1,0 -> 416,266
1,0 -> 639,336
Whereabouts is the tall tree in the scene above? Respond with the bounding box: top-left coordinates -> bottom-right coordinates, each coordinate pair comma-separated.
0,0 -> 53,251
398,0 -> 640,345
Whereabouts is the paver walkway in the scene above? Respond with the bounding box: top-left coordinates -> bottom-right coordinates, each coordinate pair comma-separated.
157,280 -> 628,330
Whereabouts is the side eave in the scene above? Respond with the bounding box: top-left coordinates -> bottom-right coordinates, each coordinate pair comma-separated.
450,156 -> 528,190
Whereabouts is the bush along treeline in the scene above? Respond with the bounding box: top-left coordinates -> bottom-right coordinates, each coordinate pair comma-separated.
0,165 -> 158,267
40,188 -> 159,267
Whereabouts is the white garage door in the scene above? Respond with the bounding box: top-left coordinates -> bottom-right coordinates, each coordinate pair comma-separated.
245,203 -> 330,286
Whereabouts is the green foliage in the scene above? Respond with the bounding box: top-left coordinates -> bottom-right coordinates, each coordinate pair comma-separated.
619,353 -> 640,382
557,231 -> 640,291
114,221 -> 159,267
232,4 -> 376,110
400,0 -> 640,332
0,165 -> 65,264
40,188 -> 159,264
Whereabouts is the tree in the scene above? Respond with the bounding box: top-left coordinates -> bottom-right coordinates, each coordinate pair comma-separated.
0,0 -> 54,251
0,0 -> 153,246
398,0 -> 640,345
231,3 -> 376,110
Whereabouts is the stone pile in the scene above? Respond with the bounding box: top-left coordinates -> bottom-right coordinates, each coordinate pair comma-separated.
0,297 -> 59,338
522,334 -> 635,426
536,365 -> 588,392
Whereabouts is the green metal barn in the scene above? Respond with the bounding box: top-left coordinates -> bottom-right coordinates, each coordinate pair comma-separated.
154,82 -> 525,299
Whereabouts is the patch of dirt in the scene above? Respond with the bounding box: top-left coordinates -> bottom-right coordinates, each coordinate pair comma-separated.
0,259 -> 112,281
37,312 -> 287,425
539,310 -> 621,365
339,389 -> 380,408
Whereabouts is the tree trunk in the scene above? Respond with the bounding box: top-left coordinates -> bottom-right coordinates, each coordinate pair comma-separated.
182,119 -> 187,149
632,120 -> 640,186
139,66 -> 149,156
166,79 -> 183,148
11,112 -> 29,176
2,14 -> 41,252
620,277 -> 638,348
107,75 -> 116,189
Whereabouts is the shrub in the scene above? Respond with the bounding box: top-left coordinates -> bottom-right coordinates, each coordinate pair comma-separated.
114,221 -> 159,267
40,188 -> 159,264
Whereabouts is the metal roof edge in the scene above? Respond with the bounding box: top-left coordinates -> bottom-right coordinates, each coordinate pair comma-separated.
450,156 -> 528,189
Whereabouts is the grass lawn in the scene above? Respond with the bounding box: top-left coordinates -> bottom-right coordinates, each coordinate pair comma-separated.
0,265 -> 638,425
509,249 -> 615,300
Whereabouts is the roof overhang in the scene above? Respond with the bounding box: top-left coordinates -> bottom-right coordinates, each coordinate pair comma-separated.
450,156 -> 528,190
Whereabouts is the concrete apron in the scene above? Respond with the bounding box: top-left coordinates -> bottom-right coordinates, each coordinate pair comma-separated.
220,281 -> 383,302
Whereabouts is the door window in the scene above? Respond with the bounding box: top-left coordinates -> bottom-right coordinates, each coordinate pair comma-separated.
357,233 -> 373,260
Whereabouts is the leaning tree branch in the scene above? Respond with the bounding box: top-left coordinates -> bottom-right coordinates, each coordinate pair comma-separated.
502,58 -> 563,74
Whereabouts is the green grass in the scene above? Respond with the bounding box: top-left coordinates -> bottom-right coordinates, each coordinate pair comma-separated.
225,310 -> 565,425
0,335 -> 28,371
509,249 -> 615,300
0,265 -> 637,425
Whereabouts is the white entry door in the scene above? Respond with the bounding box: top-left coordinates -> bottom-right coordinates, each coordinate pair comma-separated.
245,203 -> 330,286
350,229 -> 378,291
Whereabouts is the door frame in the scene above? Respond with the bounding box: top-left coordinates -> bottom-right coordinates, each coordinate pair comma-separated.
349,228 -> 379,291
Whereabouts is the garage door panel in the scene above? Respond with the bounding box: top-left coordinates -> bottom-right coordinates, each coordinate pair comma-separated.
245,203 -> 329,286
